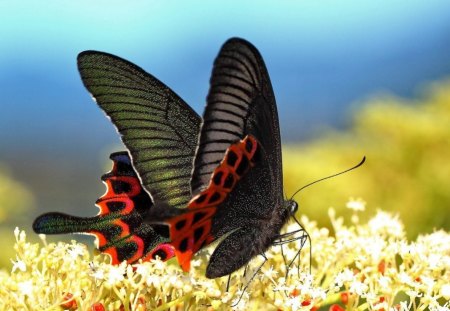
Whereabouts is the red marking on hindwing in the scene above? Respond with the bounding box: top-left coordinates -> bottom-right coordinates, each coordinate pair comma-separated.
96,175 -> 142,215
91,158 -> 161,265
95,233 -> 145,265
124,235 -> 145,263
169,135 -> 260,271
142,243 -> 175,262
90,231 -> 108,248
104,246 -> 120,265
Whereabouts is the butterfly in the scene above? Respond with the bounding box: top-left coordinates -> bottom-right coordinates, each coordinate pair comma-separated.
33,38 -> 303,278
33,50 -> 202,264
144,38 -> 302,279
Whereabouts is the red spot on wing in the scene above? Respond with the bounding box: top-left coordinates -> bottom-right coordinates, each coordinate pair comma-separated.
96,176 -> 142,215
104,247 -> 120,265
142,243 -> 175,262
176,248 -> 193,272
90,231 -> 108,248
169,135 -> 259,271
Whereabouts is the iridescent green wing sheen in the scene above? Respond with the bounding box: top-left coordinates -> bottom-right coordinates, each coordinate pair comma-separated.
77,51 -> 201,209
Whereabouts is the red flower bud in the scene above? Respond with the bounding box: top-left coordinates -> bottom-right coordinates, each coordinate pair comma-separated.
329,304 -> 345,311
378,259 -> 386,275
91,303 -> 106,311
340,292 -> 349,304
61,292 -> 77,310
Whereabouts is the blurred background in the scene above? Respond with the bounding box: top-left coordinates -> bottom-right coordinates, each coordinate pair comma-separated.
1,1 -> 449,268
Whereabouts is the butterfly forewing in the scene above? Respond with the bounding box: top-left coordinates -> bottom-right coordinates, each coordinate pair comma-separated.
191,38 -> 283,203
77,52 -> 201,209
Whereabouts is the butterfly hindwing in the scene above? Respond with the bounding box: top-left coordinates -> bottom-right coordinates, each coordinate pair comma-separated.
77,51 -> 201,210
33,152 -> 174,264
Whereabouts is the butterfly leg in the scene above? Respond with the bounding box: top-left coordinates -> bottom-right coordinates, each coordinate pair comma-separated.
231,253 -> 268,308
273,225 -> 309,279
226,274 -> 232,292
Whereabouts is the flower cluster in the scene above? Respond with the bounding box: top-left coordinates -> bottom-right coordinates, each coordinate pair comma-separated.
1,199 -> 448,310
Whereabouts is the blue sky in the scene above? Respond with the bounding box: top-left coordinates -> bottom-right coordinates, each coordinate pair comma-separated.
1,0 -> 450,156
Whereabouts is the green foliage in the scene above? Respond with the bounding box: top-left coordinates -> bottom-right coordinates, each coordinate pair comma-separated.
283,80 -> 450,238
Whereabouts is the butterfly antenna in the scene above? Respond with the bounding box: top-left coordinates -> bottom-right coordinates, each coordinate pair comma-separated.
289,156 -> 366,200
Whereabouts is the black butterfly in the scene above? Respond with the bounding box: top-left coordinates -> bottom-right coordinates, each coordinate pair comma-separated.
33,38 -> 306,279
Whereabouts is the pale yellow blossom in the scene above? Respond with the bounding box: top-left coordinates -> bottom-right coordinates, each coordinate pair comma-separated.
0,200 -> 448,310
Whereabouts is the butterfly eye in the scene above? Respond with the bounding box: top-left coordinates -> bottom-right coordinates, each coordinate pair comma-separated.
289,201 -> 298,214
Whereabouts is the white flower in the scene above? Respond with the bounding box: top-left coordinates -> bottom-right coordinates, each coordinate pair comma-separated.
68,244 -> 85,260
286,296 -> 302,311
153,258 -> 166,271
18,280 -> 33,296
263,265 -> 278,279
368,211 -> 404,238
134,264 -> 150,276
374,301 -> 388,310
191,258 -> 203,268
11,256 -> 26,273
310,287 -> 326,300
441,283 -> 450,300
91,269 -> 105,281
405,290 -> 422,298
273,278 -> 289,292
398,272 -> 413,286
14,227 -> 20,240
349,280 -> 368,296
346,198 -> 366,212
428,253 -> 443,270
106,264 -> 126,285
146,274 -> 161,287
378,276 -> 391,289
397,301 -> 410,311
335,268 -> 355,287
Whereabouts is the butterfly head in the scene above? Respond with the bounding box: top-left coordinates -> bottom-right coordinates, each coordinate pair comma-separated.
285,199 -> 298,216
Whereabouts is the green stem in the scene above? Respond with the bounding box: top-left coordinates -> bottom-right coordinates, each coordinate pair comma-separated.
153,293 -> 193,311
